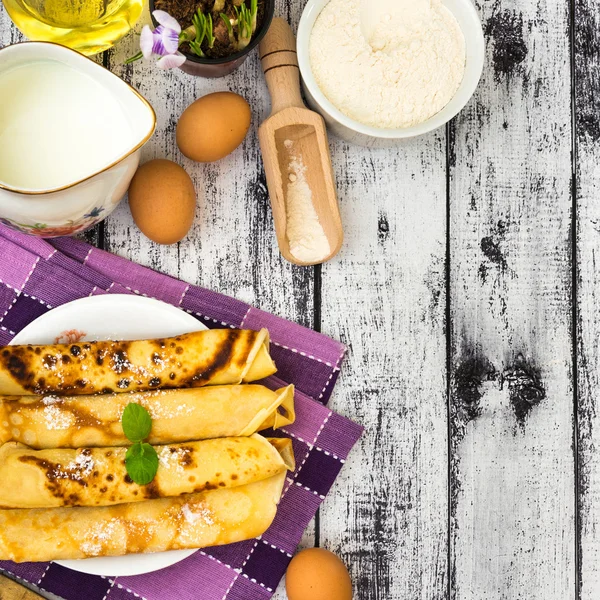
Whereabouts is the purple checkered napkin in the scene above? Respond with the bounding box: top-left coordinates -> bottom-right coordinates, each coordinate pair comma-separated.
0,225 -> 363,600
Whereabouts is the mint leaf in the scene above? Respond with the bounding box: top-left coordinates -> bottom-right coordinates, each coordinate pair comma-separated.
122,404 -> 158,485
125,442 -> 159,485
122,403 -> 152,442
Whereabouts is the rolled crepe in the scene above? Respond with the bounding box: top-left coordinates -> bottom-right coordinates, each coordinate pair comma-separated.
0,384 -> 295,449
0,471 -> 287,562
0,328 -> 275,396
0,435 -> 294,509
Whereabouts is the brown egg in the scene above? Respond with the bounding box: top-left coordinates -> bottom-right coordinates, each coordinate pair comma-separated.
128,159 -> 196,245
286,548 -> 352,600
176,92 -> 251,163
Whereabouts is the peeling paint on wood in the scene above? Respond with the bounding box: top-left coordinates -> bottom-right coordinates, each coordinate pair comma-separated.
453,350 -> 496,428
0,8 -> 22,45
575,0 -> 600,597
484,5 -> 528,81
104,3 -> 314,327
501,354 -> 545,425
320,133 -> 448,600
450,0 -> 574,598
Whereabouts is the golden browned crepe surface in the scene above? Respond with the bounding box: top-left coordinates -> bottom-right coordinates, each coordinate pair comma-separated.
0,436 -> 293,509
0,384 -> 294,449
0,326 -> 295,563
0,328 -> 275,396
0,472 -> 287,562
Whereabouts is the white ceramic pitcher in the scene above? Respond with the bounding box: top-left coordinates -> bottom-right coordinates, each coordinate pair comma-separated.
0,42 -> 155,238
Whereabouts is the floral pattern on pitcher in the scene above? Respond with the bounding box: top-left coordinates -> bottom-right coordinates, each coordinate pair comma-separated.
0,207 -> 105,237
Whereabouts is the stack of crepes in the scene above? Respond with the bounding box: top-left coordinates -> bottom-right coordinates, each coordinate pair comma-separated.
0,327 -> 297,563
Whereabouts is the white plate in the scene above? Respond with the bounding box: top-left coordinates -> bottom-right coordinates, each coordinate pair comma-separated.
11,294 -> 208,577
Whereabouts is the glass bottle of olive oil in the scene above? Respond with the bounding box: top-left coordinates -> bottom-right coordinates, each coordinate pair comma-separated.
2,0 -> 143,55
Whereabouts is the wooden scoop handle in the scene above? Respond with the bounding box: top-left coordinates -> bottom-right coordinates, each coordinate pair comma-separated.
259,18 -> 304,115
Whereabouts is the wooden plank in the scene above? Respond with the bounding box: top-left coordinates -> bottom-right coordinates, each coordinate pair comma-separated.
575,0 -> 600,597
265,9 -> 318,598
449,1 -> 574,598
104,3 -> 314,325
0,6 -> 22,45
0,575 -> 61,600
319,136 -> 449,597
0,576 -> 45,600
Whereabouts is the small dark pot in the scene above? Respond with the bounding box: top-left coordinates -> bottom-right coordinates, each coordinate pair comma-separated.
149,0 -> 274,78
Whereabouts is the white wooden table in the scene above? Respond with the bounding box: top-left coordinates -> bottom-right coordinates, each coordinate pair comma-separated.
2,0 -> 600,598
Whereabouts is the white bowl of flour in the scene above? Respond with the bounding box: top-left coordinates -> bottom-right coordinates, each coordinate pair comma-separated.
297,0 -> 484,146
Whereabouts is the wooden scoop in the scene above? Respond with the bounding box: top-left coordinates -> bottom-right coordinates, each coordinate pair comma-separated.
258,18 -> 343,266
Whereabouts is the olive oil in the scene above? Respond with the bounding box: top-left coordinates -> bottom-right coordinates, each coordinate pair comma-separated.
2,0 -> 143,55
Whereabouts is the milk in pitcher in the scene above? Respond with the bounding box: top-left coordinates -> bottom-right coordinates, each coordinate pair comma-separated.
0,59 -> 133,191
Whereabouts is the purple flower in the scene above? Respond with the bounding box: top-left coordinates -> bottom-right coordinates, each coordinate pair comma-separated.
140,11 -> 186,70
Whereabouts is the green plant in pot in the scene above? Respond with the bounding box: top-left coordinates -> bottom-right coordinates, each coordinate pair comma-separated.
127,0 -> 274,77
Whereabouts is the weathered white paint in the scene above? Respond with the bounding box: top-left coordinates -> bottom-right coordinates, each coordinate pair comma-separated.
449,0 -> 574,598
319,134 -> 448,599
103,2 -> 313,323
575,0 -> 600,597
0,6 -> 20,44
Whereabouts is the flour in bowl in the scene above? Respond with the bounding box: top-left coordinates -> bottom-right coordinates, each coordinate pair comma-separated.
309,0 -> 466,129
